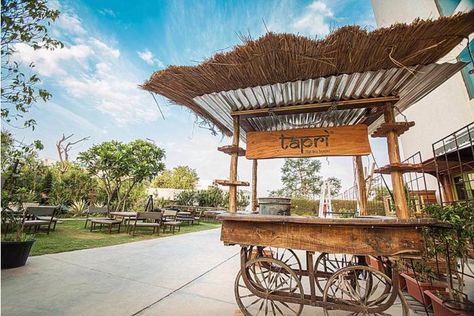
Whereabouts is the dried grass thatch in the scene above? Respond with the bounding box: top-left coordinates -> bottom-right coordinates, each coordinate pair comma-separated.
142,11 -> 474,134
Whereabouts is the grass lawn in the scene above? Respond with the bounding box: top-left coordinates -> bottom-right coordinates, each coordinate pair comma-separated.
30,219 -> 221,256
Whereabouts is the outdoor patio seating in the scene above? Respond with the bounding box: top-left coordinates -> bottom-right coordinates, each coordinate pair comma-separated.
89,218 -> 122,234
84,206 -> 109,228
129,212 -> 162,236
22,203 -> 60,231
176,211 -> 194,225
23,206 -> 58,234
162,210 -> 181,234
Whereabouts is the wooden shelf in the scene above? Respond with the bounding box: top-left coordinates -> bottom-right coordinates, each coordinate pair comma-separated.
217,145 -> 246,156
213,179 -> 250,187
371,122 -> 415,138
374,163 -> 423,174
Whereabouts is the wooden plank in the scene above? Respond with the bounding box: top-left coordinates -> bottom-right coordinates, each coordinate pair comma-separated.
246,125 -> 371,159
374,163 -> 423,174
384,103 -> 409,219
217,145 -> 246,156
229,116 -> 240,213
231,96 -> 400,118
214,179 -> 250,187
220,220 -> 427,256
371,121 -> 415,138
217,214 -> 449,227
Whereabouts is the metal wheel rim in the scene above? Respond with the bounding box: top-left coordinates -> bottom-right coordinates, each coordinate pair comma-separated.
315,252 -> 357,294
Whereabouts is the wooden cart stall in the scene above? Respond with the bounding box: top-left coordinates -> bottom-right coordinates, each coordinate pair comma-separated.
143,11 -> 473,315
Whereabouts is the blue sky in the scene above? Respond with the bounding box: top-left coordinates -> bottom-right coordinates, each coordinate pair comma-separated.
11,0 -> 391,194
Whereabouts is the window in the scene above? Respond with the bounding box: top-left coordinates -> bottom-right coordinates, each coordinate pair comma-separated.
453,172 -> 474,201
458,40 -> 474,100
435,0 -> 461,16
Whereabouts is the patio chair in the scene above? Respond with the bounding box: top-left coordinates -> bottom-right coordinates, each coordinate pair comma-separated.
84,206 -> 109,228
130,212 -> 162,236
162,210 -> 181,234
22,202 -> 59,231
24,206 -> 58,234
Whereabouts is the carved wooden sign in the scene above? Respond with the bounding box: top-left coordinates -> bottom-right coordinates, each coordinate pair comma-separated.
246,125 -> 371,159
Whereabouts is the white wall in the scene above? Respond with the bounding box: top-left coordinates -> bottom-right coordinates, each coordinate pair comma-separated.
371,0 -> 474,191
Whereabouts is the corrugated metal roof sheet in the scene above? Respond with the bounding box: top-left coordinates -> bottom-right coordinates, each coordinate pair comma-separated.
193,62 -> 466,141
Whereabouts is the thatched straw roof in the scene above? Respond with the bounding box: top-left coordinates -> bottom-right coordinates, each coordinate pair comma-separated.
142,11 -> 474,135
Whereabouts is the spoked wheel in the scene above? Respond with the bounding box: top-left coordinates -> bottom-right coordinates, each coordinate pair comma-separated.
314,253 -> 358,294
235,257 -> 305,316
322,265 -> 396,314
255,247 -> 303,280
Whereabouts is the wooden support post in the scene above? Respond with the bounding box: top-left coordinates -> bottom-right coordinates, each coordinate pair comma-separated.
384,102 -> 409,219
440,175 -> 454,203
355,156 -> 368,216
251,159 -> 258,212
229,116 -> 240,213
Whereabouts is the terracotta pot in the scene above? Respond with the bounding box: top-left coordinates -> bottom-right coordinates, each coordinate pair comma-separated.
398,272 -> 413,291
424,290 -> 468,316
365,255 -> 384,271
401,273 -> 448,305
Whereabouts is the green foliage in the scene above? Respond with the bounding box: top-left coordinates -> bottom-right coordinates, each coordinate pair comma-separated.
291,197 -> 319,215
78,140 -> 165,212
1,130 -> 45,207
68,199 -> 87,217
196,186 -> 225,207
325,177 -> 342,196
1,0 -> 63,129
175,190 -> 196,206
46,162 -> 98,207
281,158 -> 322,198
152,165 -> 199,190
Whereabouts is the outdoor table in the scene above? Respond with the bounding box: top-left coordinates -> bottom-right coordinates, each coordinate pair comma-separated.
109,212 -> 137,226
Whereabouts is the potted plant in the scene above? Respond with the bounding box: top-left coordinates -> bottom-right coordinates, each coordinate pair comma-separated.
399,262 -> 447,305
1,162 -> 35,269
422,202 -> 474,315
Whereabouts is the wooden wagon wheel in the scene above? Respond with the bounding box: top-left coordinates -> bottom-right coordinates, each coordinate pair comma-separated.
235,256 -> 305,316
322,265 -> 397,314
255,247 -> 303,280
314,253 -> 358,294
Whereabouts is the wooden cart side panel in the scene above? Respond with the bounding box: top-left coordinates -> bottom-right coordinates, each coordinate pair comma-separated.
220,221 -> 425,257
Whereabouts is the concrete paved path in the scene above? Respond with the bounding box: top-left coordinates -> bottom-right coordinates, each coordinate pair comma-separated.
2,228 -> 407,316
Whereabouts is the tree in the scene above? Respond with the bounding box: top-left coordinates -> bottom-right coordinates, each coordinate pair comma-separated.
77,140 -> 165,212
1,0 -> 63,129
152,165 -> 199,190
1,129 -> 45,206
56,133 -> 90,174
325,177 -> 342,196
277,158 -> 323,198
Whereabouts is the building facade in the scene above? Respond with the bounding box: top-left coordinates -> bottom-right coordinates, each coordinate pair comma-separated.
372,0 -> 474,203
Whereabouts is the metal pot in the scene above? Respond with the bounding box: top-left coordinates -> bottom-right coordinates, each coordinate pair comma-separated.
258,197 -> 291,216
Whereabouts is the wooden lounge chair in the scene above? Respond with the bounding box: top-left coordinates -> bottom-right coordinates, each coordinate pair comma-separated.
84,206 -> 108,228
24,206 -> 58,234
130,212 -> 162,236
24,203 -> 60,231
89,218 -> 122,234
162,210 -> 181,234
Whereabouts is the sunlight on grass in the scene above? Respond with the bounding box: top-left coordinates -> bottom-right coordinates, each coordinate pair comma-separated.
30,220 -> 221,256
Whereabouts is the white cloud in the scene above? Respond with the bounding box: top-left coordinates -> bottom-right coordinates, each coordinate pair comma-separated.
292,0 -> 334,36
13,43 -> 92,76
138,49 -> 164,67
56,12 -> 86,35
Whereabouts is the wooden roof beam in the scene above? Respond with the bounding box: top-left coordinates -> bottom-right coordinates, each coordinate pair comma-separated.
230,96 -> 399,118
